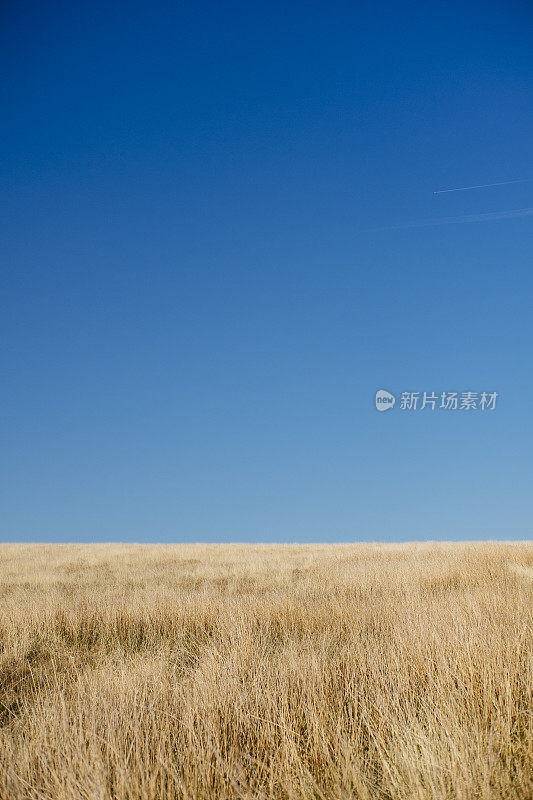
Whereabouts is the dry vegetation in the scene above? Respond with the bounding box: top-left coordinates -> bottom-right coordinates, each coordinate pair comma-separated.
0,542 -> 531,800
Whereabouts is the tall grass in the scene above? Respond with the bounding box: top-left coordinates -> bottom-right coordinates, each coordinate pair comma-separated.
0,542 -> 531,799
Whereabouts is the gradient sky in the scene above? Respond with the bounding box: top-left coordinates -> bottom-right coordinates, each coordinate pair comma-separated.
1,1 -> 532,542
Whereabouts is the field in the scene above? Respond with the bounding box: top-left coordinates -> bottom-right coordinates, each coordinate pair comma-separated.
0,542 -> 531,800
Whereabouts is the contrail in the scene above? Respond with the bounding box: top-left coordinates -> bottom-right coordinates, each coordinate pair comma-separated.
433,179 -> 532,195
360,207 -> 533,233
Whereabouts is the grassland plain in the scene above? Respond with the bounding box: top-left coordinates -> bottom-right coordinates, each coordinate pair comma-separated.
0,542 -> 531,800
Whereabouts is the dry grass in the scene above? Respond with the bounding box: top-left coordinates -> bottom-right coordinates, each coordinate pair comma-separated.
0,542 -> 531,800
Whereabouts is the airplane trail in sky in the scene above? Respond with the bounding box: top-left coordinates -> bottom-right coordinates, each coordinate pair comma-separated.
361,207 -> 533,233
433,179 -> 532,195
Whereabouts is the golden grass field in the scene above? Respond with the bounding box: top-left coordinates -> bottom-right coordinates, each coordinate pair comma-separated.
0,542 -> 531,800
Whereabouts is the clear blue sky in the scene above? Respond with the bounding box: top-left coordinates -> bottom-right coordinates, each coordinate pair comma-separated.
1,1 -> 532,542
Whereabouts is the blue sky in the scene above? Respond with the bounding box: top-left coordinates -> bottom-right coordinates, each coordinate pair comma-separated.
1,1 -> 532,542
